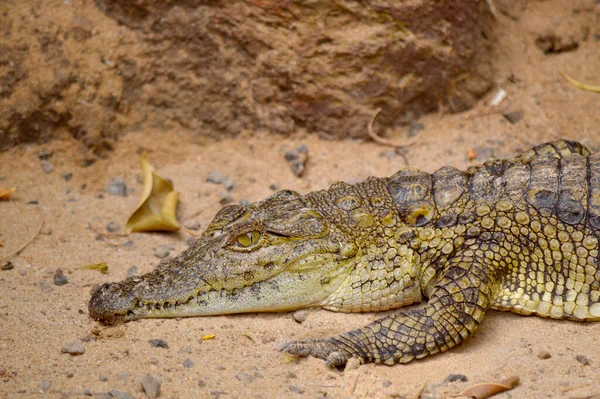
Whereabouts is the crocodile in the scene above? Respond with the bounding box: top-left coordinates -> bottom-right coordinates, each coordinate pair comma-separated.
89,139 -> 600,366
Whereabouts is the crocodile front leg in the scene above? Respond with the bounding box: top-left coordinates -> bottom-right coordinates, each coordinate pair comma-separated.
282,254 -> 496,366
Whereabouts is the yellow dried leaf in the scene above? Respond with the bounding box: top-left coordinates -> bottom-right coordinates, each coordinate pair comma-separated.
457,376 -> 519,399
0,187 -> 16,200
561,73 -> 600,93
79,262 -> 109,274
126,152 -> 180,233
201,334 -> 216,340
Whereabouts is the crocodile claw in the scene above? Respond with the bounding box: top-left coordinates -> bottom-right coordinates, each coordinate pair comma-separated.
280,338 -> 352,367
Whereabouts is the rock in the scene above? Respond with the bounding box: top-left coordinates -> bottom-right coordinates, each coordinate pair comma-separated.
408,122 -> 425,137
183,358 -> 194,368
269,183 -> 280,191
198,379 -> 206,387
219,192 -> 234,206
239,198 -> 251,207
382,379 -> 393,387
62,172 -> 73,182
473,146 -> 495,162
37,381 -> 51,392
148,339 -> 169,349
183,220 -> 201,231
40,160 -> 54,174
61,341 -> 85,355
503,110 -> 524,124
99,375 -> 109,381
106,221 -> 121,232
141,374 -> 161,398
206,170 -> 228,184
53,268 -> 69,286
108,390 -> 135,399
236,372 -> 255,384
535,33 -> 579,54
153,245 -> 173,259
127,266 -> 138,277
538,350 -> 552,359
575,355 -> 591,365
117,372 -> 130,383
286,372 -> 297,379
106,178 -> 128,197
445,374 -> 468,383
83,389 -> 92,396
292,309 -> 311,323
284,145 -> 309,177
289,385 -> 305,394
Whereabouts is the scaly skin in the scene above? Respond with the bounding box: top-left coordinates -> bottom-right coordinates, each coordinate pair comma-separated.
89,139 -> 600,366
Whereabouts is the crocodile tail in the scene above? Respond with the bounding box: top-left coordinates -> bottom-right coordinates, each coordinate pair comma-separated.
519,139 -> 591,163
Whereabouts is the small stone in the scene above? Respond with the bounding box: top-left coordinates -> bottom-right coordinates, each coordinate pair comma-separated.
1,261 -> 14,271
286,372 -> 297,379
538,350 -> 552,359
575,355 -> 591,365
40,226 -> 52,235
62,341 -> 85,355
206,170 -> 228,184
236,372 -> 255,384
408,122 -> 425,137
106,178 -> 127,197
127,266 -> 138,277
183,358 -> 194,368
382,379 -> 393,387
62,172 -> 73,182
41,160 -> 55,174
473,146 -> 495,162
186,237 -> 196,246
182,346 -> 192,353
106,221 -> 120,233
269,183 -> 280,191
239,198 -> 250,207
53,268 -> 69,286
109,389 -> 135,399
284,145 -> 309,177
83,389 -> 92,396
198,379 -> 206,387
288,385 -> 305,394
292,309 -> 310,323
183,220 -> 201,230
148,339 -> 169,349
38,150 -> 53,160
503,110 -> 524,124
153,245 -> 173,259
379,150 -> 396,160
37,381 -> 51,392
345,357 -> 361,371
149,358 -> 159,365
67,373 -> 74,378
141,374 -> 161,398
219,192 -> 234,206
99,375 -> 108,381
445,374 -> 468,383
116,372 -> 130,383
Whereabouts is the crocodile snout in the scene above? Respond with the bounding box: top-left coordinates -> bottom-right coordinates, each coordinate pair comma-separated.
88,282 -> 136,325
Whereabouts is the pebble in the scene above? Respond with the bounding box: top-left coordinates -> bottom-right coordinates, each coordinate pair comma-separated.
153,245 -> 173,259
106,178 -> 128,197
41,160 -> 55,174
236,372 -> 255,384
183,220 -> 201,231
503,110 -> 524,124
382,379 -> 393,387
473,146 -> 495,162
183,358 -> 194,368
538,350 -> 552,359
53,268 -> 69,286
62,172 -> 73,182
141,374 -> 161,398
83,389 -> 92,396
292,309 -> 311,323
40,226 -> 52,235
37,381 -> 51,392
99,375 -> 108,381
219,192 -> 234,206
1,262 -> 14,271
186,237 -> 196,246
61,341 -> 85,355
286,372 -> 297,379
575,355 -> 591,365
198,379 -> 206,387
408,122 -> 425,137
148,339 -> 169,349
289,385 -> 305,394
284,144 -> 309,177
108,390 -> 135,399
127,266 -> 138,277
269,183 -> 280,191
106,221 -> 121,232
445,374 -> 468,383
206,170 -> 228,184
239,198 -> 250,207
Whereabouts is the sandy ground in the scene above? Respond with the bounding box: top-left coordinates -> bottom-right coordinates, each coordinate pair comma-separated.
2,1 -> 600,398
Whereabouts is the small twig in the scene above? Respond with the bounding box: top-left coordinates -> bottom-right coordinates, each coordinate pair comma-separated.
0,207 -> 44,263
351,374 -> 360,395
562,383 -> 592,393
367,108 -> 422,148
561,73 -> 600,93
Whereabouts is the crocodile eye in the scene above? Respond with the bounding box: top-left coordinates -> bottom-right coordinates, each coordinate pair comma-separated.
404,201 -> 435,227
236,231 -> 262,248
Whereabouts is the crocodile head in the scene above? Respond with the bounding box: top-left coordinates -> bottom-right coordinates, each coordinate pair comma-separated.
88,189 -> 358,325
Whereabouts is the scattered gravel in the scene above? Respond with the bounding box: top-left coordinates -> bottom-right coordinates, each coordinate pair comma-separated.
106,221 -> 121,232
106,178 -> 128,197
284,144 -> 309,177
41,160 -> 55,174
538,350 -> 552,359
206,170 -> 236,191
141,375 -> 161,398
148,339 -> 169,349
53,268 -> 68,286
61,341 -> 85,355
183,358 -> 194,368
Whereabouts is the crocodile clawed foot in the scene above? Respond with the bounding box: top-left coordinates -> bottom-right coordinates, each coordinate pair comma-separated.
280,338 -> 351,367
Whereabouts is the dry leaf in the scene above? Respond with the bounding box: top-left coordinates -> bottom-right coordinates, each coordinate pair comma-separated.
457,376 -> 519,399
0,187 -> 16,200
126,152 -> 180,233
561,73 -> 600,93
79,262 -> 109,274
201,334 -> 216,340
